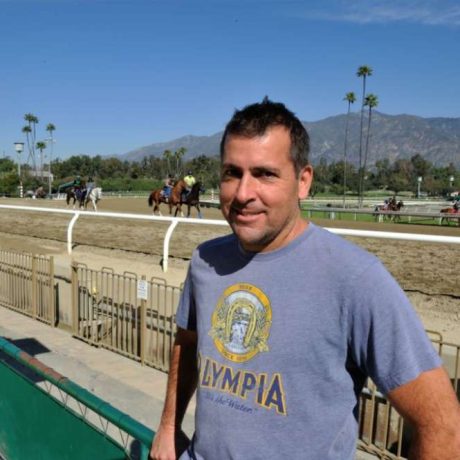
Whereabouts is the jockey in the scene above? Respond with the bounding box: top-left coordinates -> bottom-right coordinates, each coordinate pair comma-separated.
161,174 -> 174,200
183,170 -> 196,199
73,175 -> 84,201
84,176 -> 95,202
382,199 -> 389,211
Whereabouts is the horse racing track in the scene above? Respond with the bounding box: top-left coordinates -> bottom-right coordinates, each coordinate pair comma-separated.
0,196 -> 459,343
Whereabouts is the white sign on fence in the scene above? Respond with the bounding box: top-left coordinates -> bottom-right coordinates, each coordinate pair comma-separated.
137,280 -> 149,300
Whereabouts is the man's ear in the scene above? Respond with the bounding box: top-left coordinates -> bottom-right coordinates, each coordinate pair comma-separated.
298,165 -> 313,199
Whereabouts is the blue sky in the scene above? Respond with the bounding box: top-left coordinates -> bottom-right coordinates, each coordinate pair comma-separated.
1,0 -> 459,160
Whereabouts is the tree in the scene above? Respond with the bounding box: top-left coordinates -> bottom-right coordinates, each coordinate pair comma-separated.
342,92 -> 356,206
162,150 -> 173,175
356,65 -> 373,205
173,147 -> 187,177
36,141 -> 47,180
24,113 -> 39,170
360,93 -> 378,204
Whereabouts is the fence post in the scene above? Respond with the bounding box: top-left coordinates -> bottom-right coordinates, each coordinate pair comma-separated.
71,263 -> 78,336
49,256 -> 55,327
140,275 -> 147,366
31,255 -> 37,319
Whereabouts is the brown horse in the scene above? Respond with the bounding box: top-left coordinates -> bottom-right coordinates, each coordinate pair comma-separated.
148,180 -> 203,218
440,206 -> 460,226
373,200 -> 404,222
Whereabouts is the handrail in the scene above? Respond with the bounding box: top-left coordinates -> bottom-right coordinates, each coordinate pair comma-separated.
0,336 -> 154,456
0,205 -> 459,274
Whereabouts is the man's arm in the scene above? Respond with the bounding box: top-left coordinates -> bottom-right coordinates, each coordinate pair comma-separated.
149,327 -> 198,460
387,366 -> 460,460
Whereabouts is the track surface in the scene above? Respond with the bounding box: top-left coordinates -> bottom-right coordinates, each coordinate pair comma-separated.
0,196 -> 459,342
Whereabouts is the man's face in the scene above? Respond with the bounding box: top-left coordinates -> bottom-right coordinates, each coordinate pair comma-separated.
220,126 -> 313,253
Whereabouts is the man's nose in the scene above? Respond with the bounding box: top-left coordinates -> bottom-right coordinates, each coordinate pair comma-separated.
234,174 -> 257,203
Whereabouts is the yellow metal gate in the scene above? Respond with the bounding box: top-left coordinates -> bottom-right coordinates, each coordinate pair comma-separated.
0,250 -> 55,325
72,263 -> 181,371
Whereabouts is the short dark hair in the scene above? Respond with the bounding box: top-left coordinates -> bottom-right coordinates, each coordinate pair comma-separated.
220,97 -> 310,174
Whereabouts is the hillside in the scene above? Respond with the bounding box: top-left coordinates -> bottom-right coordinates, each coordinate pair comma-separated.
120,112 -> 460,167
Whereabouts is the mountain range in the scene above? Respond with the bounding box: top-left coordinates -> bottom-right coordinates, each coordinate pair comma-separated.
120,112 -> 460,167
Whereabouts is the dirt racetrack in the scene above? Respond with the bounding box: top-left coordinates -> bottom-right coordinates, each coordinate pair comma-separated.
0,196 -> 459,343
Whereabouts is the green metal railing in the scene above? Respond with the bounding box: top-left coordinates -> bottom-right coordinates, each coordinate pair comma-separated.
0,336 -> 154,460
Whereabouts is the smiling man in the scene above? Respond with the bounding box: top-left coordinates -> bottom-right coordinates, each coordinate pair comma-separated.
150,99 -> 460,460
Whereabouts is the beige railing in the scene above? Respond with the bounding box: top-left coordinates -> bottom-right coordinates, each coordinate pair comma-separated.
1,251 -> 459,459
0,249 -> 55,325
72,262 -> 181,371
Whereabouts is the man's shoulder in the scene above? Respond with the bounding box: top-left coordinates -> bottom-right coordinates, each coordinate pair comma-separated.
192,233 -> 237,265
308,224 -> 380,274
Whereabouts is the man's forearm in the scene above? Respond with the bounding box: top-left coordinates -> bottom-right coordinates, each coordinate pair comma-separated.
159,329 -> 198,429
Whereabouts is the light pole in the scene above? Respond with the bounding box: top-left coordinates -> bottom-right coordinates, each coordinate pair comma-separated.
14,142 -> 24,198
45,137 -> 56,195
449,175 -> 454,189
417,176 -> 422,199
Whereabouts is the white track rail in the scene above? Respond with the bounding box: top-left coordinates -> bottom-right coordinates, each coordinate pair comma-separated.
0,204 -> 459,271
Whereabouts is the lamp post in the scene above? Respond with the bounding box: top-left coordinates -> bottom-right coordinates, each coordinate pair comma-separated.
14,142 -> 24,198
45,137 -> 56,195
449,175 -> 454,189
417,176 -> 422,199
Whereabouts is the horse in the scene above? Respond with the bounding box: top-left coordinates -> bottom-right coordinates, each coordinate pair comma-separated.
148,180 -> 203,218
373,200 -> 404,222
83,187 -> 102,212
440,206 -> 460,226
66,186 -> 102,211
66,187 -> 83,208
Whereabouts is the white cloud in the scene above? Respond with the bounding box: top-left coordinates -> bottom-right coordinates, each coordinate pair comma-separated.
303,0 -> 460,26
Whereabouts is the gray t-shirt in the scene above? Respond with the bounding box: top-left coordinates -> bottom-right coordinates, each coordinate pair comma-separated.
176,223 -> 441,460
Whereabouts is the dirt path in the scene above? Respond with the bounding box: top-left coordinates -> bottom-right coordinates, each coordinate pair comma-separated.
1,197 -> 459,342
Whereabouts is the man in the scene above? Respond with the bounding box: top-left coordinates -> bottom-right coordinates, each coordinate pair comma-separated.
162,174 -> 174,201
150,99 -> 460,460
82,176 -> 95,204
183,170 -> 196,200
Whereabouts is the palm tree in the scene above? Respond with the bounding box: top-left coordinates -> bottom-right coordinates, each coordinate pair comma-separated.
360,94 -> 379,201
24,113 -> 39,171
36,141 -> 47,181
356,65 -> 373,206
163,150 -> 173,176
46,123 -> 56,194
174,147 -> 187,177
22,125 -> 35,170
342,92 -> 356,207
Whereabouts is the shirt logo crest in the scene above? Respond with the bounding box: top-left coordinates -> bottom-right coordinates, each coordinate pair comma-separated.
209,283 -> 272,362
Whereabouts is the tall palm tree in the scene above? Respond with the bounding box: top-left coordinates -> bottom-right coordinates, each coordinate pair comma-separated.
24,113 -> 39,171
46,123 -> 56,194
22,125 -> 35,170
174,147 -> 187,177
360,94 -> 379,201
356,65 -> 373,206
36,141 -> 47,181
163,150 -> 173,175
342,92 -> 356,207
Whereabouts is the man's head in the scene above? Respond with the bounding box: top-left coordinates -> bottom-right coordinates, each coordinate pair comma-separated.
219,98 -> 313,253
187,170 -> 193,176
220,97 -> 310,175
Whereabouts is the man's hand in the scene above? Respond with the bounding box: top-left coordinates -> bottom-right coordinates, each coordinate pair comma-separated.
149,425 -> 190,460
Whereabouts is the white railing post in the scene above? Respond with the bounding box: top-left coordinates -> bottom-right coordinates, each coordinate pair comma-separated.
163,219 -> 179,272
67,212 -> 80,255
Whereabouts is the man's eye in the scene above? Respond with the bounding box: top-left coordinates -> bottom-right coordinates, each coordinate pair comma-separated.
222,168 -> 238,178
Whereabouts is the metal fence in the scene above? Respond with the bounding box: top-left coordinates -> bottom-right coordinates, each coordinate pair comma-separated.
1,252 -> 460,459
0,250 -> 55,326
72,263 -> 181,371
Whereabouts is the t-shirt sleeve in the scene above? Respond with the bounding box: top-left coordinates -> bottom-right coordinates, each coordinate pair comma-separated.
175,261 -> 197,331
347,261 -> 442,395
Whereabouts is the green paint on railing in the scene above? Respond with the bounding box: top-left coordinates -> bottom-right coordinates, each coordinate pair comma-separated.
0,337 -> 154,460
